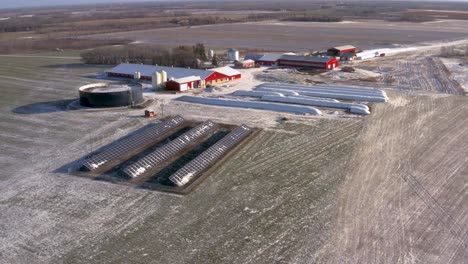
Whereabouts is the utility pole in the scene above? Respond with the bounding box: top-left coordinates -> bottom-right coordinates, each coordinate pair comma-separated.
160,100 -> 165,118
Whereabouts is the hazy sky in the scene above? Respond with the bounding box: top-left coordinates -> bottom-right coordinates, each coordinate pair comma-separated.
1,0 -> 169,9
1,0 -> 467,9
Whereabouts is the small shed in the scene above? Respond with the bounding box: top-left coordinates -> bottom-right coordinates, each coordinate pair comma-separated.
234,59 -> 255,68
165,76 -> 202,92
145,109 -> 156,117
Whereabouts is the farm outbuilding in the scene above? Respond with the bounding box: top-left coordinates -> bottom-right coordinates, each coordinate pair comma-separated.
277,55 -> 339,70
244,53 -> 283,66
244,54 -> 264,62
210,66 -> 242,83
327,45 -> 357,57
165,76 -> 202,92
234,59 -> 255,68
106,63 -> 241,89
257,54 -> 283,66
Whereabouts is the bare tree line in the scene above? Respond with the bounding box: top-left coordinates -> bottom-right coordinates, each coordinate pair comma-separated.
81,44 -> 208,68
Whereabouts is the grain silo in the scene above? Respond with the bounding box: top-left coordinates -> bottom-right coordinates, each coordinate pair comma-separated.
208,49 -> 215,60
227,48 -> 239,61
152,71 -> 163,89
161,70 -> 168,82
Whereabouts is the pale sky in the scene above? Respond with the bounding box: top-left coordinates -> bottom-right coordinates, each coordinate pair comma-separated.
1,0 -> 168,9
1,0 -> 467,10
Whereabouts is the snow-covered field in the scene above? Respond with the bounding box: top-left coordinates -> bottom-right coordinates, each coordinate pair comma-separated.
0,38 -> 467,263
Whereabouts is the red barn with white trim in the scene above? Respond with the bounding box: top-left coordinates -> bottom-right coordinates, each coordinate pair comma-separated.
234,59 -> 255,68
165,76 -> 202,91
209,66 -> 242,84
105,63 -> 242,88
277,55 -> 339,70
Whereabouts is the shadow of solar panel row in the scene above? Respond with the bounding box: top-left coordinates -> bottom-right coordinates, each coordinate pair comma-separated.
123,120 -> 219,178
169,124 -> 253,186
82,115 -> 186,172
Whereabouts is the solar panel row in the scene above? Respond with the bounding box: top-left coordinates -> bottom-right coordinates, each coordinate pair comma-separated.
82,115 -> 185,172
123,120 -> 219,178
169,124 -> 253,187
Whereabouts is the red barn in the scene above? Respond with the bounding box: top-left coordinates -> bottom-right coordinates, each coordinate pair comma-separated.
327,45 -> 357,57
257,54 -> 283,66
234,59 -> 255,68
165,76 -> 202,91
105,63 -> 242,88
208,66 -> 241,85
277,55 -> 339,70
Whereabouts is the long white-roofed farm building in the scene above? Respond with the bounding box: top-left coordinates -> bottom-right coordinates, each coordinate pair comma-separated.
106,63 -> 241,91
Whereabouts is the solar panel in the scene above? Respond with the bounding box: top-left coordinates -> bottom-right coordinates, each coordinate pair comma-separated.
123,120 -> 219,178
82,115 -> 185,172
169,124 -> 253,187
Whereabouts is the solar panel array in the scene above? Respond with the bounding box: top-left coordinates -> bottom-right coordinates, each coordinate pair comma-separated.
123,120 -> 219,178
82,115 -> 186,172
169,124 -> 253,187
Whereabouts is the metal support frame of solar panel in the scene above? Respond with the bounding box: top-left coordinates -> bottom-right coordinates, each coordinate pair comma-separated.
123,120 -> 219,178
82,115 -> 185,172
169,124 -> 253,187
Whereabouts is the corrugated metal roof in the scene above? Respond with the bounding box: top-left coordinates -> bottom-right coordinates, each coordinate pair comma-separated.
329,45 -> 356,51
244,54 -> 264,61
173,76 -> 201,83
279,55 -> 335,63
211,66 -> 241,77
106,63 -> 213,80
259,53 -> 283,62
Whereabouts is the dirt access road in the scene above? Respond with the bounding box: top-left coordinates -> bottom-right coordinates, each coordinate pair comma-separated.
321,92 -> 468,263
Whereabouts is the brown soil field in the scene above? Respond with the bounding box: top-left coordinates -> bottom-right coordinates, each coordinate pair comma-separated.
87,20 -> 468,51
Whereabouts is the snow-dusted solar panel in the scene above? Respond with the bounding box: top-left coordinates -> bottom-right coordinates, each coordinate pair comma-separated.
169,124 -> 253,187
123,120 -> 219,178
82,116 -> 185,172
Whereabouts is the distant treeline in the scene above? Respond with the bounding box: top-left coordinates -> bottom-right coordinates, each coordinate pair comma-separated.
81,43 -> 208,68
281,15 -> 343,22
169,16 -> 244,27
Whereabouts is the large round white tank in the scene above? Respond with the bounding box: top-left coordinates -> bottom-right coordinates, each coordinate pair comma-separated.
161,71 -> 168,82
